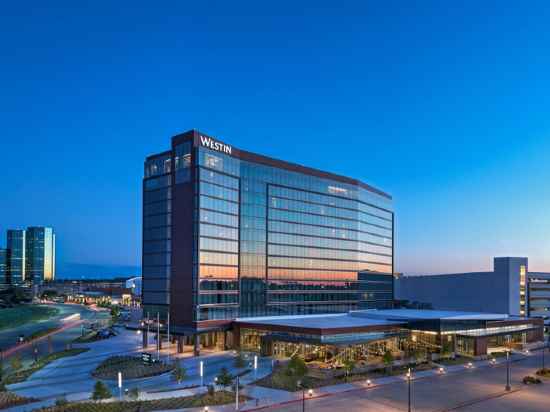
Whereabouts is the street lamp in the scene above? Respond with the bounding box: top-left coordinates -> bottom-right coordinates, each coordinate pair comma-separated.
505,349 -> 511,391
542,339 -> 547,370
118,371 -> 122,399
200,360 -> 204,387
407,367 -> 412,412
366,379 -> 372,387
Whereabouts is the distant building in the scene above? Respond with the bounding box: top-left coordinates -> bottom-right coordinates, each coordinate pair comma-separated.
25,227 -> 56,283
7,229 -> 26,284
125,276 -> 142,296
394,257 -> 550,332
0,248 -> 9,287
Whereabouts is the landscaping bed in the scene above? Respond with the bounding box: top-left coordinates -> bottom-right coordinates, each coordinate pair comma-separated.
256,361 -> 436,391
5,348 -> 90,385
536,368 -> 550,378
0,391 -> 37,410
92,356 -> 173,380
35,391 -> 247,412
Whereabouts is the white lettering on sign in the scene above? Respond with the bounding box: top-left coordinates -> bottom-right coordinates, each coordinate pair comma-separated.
200,135 -> 232,155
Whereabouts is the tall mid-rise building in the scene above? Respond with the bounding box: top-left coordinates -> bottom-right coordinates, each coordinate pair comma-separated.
25,227 -> 56,284
142,130 -> 394,340
7,229 -> 26,285
0,248 -> 9,286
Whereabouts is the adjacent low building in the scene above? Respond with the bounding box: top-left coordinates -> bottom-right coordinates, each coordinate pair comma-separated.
394,257 -> 550,333
233,309 -> 542,359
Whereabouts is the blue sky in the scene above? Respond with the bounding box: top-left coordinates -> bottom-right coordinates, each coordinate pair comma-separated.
1,1 -> 550,276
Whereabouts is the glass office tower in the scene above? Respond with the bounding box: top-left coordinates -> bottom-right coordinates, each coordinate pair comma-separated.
0,248 -> 8,286
7,229 -> 26,285
143,130 -> 394,333
25,227 -> 56,284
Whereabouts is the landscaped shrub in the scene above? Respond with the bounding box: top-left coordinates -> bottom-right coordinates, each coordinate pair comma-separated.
286,355 -> 307,377
0,391 -> 35,409
216,367 -> 233,388
536,368 -> 550,377
171,363 -> 187,383
523,375 -> 542,385
92,381 -> 112,400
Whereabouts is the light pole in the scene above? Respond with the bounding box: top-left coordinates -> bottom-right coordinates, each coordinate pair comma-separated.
167,312 -> 171,362
254,355 -> 258,380
199,360 -> 204,387
407,367 -> 412,412
542,339 -> 547,370
118,371 -> 122,399
157,312 -> 160,361
235,375 -> 240,410
505,350 -> 511,391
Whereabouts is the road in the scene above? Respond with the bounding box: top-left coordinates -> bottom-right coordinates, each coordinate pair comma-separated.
0,303 -> 110,365
260,354 -> 550,412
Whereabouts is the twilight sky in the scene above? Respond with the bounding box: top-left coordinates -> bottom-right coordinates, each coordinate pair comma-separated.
1,1 -> 550,277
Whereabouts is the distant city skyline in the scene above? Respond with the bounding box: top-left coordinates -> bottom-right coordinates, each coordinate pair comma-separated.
2,2 -> 550,276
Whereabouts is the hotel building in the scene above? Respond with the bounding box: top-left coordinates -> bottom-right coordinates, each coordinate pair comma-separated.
142,130 -> 394,340
142,131 -> 543,359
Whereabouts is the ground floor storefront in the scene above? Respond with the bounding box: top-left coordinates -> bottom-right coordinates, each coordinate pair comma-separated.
232,310 -> 545,362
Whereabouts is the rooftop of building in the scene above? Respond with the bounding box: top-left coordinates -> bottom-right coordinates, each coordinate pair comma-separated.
235,312 -> 404,330
149,129 -> 392,200
234,308 -> 519,332
351,309 -> 511,321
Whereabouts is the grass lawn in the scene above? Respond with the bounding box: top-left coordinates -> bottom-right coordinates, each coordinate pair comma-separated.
92,356 -> 173,380
5,348 -> 90,385
0,390 -> 37,409
0,305 -> 59,330
35,391 -> 247,412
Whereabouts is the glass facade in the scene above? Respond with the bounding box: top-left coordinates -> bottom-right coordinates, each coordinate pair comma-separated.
142,151 -> 173,318
25,227 -> 55,284
143,131 -> 394,326
194,139 -> 393,322
0,248 -> 8,286
7,229 -> 26,285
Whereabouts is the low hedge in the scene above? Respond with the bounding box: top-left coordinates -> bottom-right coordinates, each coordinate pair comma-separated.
35,391 -> 247,412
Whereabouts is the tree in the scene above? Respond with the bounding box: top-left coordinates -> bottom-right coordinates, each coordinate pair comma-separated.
382,350 -> 394,373
9,355 -> 22,372
216,367 -> 233,388
343,358 -> 355,381
286,355 -> 307,377
92,381 -> 112,400
55,395 -> 68,406
171,364 -> 187,384
234,352 -> 246,368
128,387 -> 139,400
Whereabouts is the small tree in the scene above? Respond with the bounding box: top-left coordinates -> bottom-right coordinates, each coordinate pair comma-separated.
216,367 -> 233,388
343,358 -> 355,381
286,355 -> 307,377
10,355 -> 22,372
171,364 -> 187,384
128,387 -> 139,400
234,352 -> 246,368
92,381 -> 112,400
382,350 -> 394,373
55,395 -> 68,406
